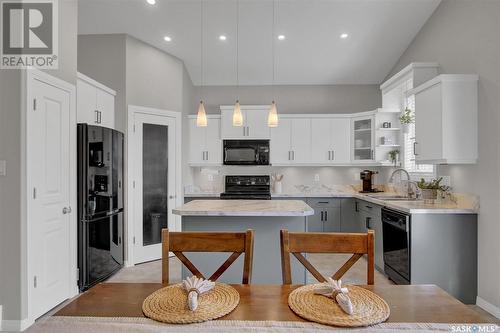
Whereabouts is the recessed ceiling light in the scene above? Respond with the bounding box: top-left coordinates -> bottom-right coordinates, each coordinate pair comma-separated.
340,33 -> 349,39
277,35 -> 286,41
163,36 -> 172,42
146,0 -> 156,5
219,35 -> 227,41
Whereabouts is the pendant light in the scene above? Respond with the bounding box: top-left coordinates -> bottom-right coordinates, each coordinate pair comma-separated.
232,0 -> 243,127
196,0 -> 207,127
268,0 -> 279,127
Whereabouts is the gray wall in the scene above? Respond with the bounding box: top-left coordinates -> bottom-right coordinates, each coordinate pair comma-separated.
0,0 -> 78,323
386,0 -> 500,311
194,85 -> 381,115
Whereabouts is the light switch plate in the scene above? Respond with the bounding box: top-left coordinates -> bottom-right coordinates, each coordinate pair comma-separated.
0,160 -> 6,176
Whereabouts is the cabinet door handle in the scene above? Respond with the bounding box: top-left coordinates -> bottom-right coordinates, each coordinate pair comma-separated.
366,217 -> 371,229
331,150 -> 334,160
328,151 -> 331,160
355,201 -> 359,212
206,151 -> 209,161
371,149 -> 374,160
324,211 -> 328,221
320,211 -> 324,221
413,142 -> 418,156
292,151 -> 295,160
365,205 -> 373,209
247,127 -> 249,137
288,151 -> 291,161
99,111 -> 102,124
95,110 -> 99,124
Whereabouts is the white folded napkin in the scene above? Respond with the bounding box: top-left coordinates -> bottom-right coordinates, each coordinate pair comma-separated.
182,276 -> 215,311
314,278 -> 353,315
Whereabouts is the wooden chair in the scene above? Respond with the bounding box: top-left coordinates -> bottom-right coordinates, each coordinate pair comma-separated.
280,229 -> 375,285
162,229 -> 254,284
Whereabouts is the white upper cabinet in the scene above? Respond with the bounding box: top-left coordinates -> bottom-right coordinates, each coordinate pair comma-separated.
409,74 -> 478,164
311,117 -> 351,164
188,116 -> 222,165
220,105 -> 270,139
270,117 -> 311,165
77,72 -> 115,128
351,114 -> 375,163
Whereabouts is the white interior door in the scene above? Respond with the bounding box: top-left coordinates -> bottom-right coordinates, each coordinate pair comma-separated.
132,112 -> 177,264
29,77 -> 72,319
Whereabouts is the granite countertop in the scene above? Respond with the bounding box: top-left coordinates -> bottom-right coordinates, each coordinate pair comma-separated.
183,187 -> 479,215
173,199 -> 314,217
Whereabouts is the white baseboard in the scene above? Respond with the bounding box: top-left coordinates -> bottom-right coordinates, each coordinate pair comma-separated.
1,318 -> 34,332
477,296 -> 500,319
124,260 -> 134,268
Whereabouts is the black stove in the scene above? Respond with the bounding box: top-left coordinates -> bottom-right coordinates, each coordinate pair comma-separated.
220,175 -> 271,200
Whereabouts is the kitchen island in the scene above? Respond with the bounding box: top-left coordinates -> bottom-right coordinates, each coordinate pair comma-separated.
173,200 -> 314,284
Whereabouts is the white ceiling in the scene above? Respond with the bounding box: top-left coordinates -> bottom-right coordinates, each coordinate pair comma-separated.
78,0 -> 441,86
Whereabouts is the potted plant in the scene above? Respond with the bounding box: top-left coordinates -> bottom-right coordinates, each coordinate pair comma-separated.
399,107 -> 414,133
416,177 -> 450,202
388,150 -> 399,166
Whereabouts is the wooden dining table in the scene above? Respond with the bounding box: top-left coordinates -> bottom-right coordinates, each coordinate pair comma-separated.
56,283 -> 497,324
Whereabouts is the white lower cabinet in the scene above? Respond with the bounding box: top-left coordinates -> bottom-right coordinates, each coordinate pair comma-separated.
270,117 -> 311,165
188,116 -> 222,165
77,72 -> 115,128
311,118 -> 350,164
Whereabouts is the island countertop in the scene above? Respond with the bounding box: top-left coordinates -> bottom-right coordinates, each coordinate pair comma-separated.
173,199 -> 314,217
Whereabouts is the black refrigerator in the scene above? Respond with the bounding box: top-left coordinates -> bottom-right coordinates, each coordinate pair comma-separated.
77,124 -> 124,291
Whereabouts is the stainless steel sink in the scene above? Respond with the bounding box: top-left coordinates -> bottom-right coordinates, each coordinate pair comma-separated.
365,194 -> 420,201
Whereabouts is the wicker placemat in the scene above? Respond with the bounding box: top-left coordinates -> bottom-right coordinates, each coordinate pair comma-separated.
288,284 -> 390,327
142,283 -> 240,324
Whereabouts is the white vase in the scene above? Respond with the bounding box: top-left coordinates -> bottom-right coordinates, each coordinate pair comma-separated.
402,124 -> 411,134
274,181 -> 282,194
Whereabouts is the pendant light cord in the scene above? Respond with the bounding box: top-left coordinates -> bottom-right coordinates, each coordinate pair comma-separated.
236,0 -> 239,99
272,0 -> 276,101
200,0 -> 204,100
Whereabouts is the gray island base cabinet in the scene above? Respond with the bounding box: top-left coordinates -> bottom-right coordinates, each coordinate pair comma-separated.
174,200 -> 314,284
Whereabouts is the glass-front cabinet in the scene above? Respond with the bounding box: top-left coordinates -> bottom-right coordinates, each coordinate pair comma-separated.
352,115 -> 375,162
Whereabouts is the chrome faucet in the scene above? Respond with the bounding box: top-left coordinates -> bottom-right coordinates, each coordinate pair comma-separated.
388,168 -> 419,198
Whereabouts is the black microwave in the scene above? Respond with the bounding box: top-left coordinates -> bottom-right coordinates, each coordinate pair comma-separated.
223,140 -> 270,165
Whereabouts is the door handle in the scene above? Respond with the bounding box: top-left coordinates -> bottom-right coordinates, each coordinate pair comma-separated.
292,151 -> 295,160
169,195 -> 176,199
99,111 -> 102,124
331,150 -> 334,160
413,142 -> 418,156
320,211 -> 324,221
95,110 -> 99,124
328,151 -> 331,160
246,127 -> 249,137
62,206 -> 72,214
288,151 -> 291,161
243,127 -> 246,137
366,217 -> 371,229
206,151 -> 209,160
324,211 -> 328,221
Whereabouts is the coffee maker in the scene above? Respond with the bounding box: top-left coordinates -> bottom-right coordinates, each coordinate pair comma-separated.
359,170 -> 382,193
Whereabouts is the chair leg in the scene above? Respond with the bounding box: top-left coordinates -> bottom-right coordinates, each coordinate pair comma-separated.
162,229 -> 169,284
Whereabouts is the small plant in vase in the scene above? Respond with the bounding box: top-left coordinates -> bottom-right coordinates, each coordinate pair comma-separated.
416,177 -> 451,202
399,107 -> 414,133
388,150 -> 400,166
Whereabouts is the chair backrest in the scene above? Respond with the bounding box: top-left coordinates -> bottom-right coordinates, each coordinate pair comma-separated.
280,230 -> 374,285
162,229 -> 254,284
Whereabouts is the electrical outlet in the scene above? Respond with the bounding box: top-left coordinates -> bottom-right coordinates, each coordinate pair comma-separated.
0,160 -> 5,176
314,174 -> 320,182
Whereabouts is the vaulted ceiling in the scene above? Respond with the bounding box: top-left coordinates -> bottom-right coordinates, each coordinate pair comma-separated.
78,0 -> 441,86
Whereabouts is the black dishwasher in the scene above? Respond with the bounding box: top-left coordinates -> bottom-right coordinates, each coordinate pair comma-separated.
382,208 -> 411,285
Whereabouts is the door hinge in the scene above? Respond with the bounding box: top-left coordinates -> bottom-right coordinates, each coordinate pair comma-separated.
33,98 -> 37,111
133,236 -> 136,245
33,187 -> 37,199
33,276 -> 37,288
